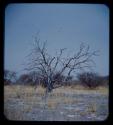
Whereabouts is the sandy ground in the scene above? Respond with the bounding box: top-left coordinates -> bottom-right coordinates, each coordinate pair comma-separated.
4,85 -> 109,121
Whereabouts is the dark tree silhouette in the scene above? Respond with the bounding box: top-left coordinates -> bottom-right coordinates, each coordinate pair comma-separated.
4,70 -> 17,85
17,74 -> 32,85
77,72 -> 103,88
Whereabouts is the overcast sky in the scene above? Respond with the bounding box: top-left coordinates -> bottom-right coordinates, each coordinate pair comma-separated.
5,3 -> 109,76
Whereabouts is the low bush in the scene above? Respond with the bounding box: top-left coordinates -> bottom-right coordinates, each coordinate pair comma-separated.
77,72 -> 103,89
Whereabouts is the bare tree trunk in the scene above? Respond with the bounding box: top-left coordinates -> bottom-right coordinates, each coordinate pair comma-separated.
43,89 -> 48,109
42,80 -> 54,111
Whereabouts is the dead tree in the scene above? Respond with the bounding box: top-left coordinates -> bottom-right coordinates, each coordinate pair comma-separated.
25,37 -> 99,99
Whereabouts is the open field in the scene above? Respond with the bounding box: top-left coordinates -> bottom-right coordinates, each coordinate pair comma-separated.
4,85 -> 109,121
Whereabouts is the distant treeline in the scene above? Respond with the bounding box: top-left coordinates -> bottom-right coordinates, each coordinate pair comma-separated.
4,70 -> 109,89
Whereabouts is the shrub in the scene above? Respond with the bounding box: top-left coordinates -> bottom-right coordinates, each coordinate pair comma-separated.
77,72 -> 102,89
4,79 -> 12,85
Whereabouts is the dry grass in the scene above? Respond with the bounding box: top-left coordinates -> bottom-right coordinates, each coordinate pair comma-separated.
4,85 -> 108,99
87,102 -> 97,113
4,85 -> 108,120
4,85 -> 108,110
53,85 -> 108,95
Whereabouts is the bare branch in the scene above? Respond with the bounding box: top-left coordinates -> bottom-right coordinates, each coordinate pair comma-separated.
52,48 -> 66,73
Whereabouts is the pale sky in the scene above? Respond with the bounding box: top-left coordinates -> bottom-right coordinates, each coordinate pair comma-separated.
5,3 -> 109,76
